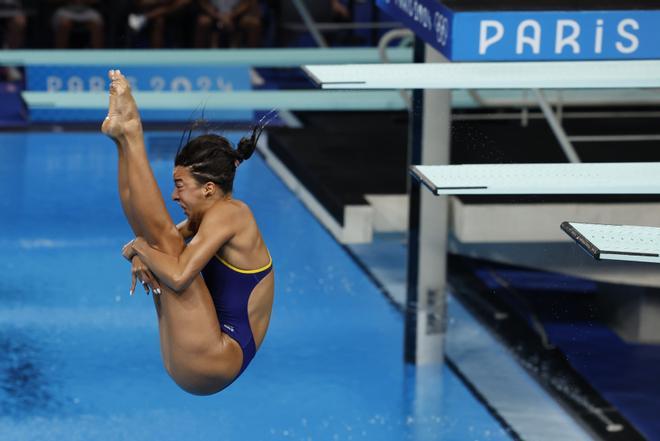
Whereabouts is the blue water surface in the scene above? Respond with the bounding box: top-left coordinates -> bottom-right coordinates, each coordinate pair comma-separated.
0,132 -> 511,441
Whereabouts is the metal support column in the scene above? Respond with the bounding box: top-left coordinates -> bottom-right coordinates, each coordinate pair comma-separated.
405,41 -> 451,364
532,88 -> 581,163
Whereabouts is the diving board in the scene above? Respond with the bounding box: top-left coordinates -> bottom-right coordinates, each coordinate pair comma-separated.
303,60 -> 660,89
410,163 -> 660,195
0,48 -> 412,67
561,222 -> 660,263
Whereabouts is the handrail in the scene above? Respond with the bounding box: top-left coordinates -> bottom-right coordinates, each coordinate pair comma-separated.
290,0 -> 328,48
377,28 -> 414,111
532,89 -> 580,163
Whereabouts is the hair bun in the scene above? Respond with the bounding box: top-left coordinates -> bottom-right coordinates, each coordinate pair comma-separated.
236,134 -> 256,162
235,119 -> 267,165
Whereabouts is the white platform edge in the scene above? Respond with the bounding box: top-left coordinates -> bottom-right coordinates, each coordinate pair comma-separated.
563,222 -> 660,264
304,60 -> 660,90
410,163 -> 660,195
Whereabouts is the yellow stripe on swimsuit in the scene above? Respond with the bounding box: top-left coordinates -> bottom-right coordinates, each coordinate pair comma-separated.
215,251 -> 272,274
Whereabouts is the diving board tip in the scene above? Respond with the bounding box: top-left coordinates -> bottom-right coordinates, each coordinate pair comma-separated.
410,163 -> 660,195
562,222 -> 660,264
304,60 -> 660,90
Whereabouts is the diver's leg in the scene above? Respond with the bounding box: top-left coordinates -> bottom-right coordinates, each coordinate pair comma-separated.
116,141 -> 142,236
103,71 -> 170,361
102,69 -> 174,250
102,74 -> 141,236
121,133 -> 177,250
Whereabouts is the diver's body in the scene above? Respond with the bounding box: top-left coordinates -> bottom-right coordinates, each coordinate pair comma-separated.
103,69 -> 274,395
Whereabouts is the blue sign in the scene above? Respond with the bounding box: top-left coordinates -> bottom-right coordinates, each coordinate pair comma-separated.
377,0 -> 455,58
26,66 -> 252,122
377,0 -> 660,61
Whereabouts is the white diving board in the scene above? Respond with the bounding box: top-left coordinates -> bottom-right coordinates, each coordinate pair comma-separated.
561,222 -> 660,264
410,163 -> 660,195
303,60 -> 660,90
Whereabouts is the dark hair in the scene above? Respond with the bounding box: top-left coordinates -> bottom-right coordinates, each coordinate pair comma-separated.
174,124 -> 262,194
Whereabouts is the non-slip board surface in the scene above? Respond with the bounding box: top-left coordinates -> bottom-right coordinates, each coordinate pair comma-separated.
304,61 -> 660,90
411,162 -> 660,195
561,221 -> 660,263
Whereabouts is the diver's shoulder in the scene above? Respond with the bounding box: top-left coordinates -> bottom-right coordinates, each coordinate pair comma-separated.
208,198 -> 252,219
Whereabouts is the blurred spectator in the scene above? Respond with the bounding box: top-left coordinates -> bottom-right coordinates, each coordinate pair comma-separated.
50,0 -> 104,48
1,0 -> 26,81
128,0 -> 194,48
330,0 -> 349,21
275,0 -> 351,46
0,0 -> 26,49
194,0 -> 262,48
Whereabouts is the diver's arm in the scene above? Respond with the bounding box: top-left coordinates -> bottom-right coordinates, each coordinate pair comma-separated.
121,220 -> 192,262
131,207 -> 235,293
176,219 -> 194,240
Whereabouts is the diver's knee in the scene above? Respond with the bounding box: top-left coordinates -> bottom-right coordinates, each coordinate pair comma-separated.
150,224 -> 185,255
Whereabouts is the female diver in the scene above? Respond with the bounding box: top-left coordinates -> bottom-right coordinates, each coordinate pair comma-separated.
102,69 -> 274,395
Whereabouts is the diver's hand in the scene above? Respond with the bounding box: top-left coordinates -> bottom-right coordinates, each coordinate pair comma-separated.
101,69 -> 142,142
122,239 -> 136,261
130,256 -> 162,296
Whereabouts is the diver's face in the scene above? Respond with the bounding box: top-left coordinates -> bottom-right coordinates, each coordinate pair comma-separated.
171,166 -> 205,219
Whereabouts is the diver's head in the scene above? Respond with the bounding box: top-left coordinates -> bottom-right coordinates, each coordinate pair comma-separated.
171,128 -> 259,219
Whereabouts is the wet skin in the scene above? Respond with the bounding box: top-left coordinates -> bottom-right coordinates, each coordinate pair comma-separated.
103,69 -> 274,394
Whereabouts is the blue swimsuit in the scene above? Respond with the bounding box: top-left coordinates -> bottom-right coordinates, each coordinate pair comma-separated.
201,252 -> 273,378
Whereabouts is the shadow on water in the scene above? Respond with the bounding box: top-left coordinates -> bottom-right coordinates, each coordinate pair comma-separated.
0,330 -> 59,418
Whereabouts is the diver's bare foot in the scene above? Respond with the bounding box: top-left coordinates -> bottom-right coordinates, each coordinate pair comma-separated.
101,69 -> 142,142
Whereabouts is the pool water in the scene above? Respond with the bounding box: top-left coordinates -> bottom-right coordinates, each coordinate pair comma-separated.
0,132 -> 511,441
